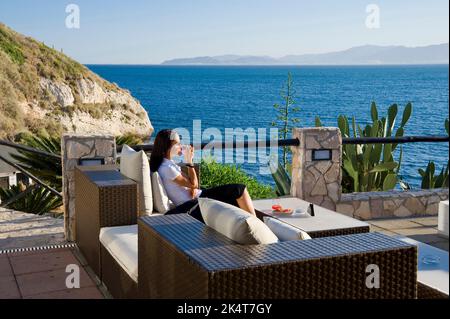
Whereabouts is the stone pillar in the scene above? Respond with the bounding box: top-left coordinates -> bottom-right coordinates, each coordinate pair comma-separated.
291,127 -> 342,211
61,134 -> 116,241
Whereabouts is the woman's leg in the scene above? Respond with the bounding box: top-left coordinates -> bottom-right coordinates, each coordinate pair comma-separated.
236,187 -> 256,215
165,199 -> 204,223
200,184 -> 255,215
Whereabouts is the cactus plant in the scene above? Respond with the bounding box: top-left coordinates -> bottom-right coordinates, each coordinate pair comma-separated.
316,102 -> 412,193
419,161 -> 449,189
418,118 -> 449,189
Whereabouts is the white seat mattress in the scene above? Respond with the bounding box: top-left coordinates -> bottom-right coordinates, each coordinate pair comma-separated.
99,225 -> 138,282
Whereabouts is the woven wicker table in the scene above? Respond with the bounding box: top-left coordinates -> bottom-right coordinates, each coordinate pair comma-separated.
254,197 -> 370,238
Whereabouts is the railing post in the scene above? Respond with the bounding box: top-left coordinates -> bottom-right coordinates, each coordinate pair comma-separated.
61,134 -> 116,241
291,127 -> 342,210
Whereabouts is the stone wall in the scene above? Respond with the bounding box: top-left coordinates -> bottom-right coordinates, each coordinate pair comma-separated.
291,127 -> 342,211
61,134 -> 116,241
336,188 -> 449,220
289,127 -> 449,220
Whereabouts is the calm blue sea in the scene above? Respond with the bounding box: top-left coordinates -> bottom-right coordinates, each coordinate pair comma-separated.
87,65 -> 449,188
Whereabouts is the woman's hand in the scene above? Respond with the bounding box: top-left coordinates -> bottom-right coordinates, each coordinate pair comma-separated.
190,188 -> 198,199
184,145 -> 194,164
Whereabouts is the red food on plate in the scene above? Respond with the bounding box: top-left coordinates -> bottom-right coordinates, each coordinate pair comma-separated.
271,205 -> 292,213
272,204 -> 282,211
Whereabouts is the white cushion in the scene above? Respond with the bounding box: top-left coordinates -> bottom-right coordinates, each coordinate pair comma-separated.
99,225 -> 138,282
198,197 -> 279,245
263,217 -> 311,241
120,144 -> 153,215
151,172 -> 175,214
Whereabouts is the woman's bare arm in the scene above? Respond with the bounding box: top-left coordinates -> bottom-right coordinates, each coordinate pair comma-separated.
172,169 -> 198,189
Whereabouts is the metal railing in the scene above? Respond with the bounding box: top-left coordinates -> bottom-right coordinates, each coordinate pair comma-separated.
122,135 -> 449,152
0,134 -> 448,208
0,140 -> 61,160
343,135 -> 449,145
119,138 -> 301,152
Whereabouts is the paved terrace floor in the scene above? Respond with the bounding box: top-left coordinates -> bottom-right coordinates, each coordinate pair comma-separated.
0,207 -> 448,298
369,217 -> 448,252
0,208 -> 108,299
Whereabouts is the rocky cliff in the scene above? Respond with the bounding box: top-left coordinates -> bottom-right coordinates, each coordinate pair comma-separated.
0,23 -> 153,139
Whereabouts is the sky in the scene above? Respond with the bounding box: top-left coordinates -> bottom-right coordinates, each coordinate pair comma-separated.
0,0 -> 448,64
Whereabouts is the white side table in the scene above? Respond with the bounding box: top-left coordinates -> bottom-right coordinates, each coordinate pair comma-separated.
396,236 -> 449,299
253,197 -> 370,238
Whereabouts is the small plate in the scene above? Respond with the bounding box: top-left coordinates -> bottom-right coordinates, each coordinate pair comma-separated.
422,255 -> 441,265
272,210 -> 294,216
293,208 -> 311,217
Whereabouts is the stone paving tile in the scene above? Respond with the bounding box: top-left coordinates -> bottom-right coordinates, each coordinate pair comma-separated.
369,225 -> 384,232
24,287 -> 104,299
9,249 -> 79,275
0,254 -> 13,278
410,217 -> 439,228
97,282 -> 113,299
391,227 -> 439,236
369,219 -> 421,230
83,265 -> 102,287
373,229 -> 400,237
16,265 -> 96,297
71,248 -> 88,267
392,227 -> 445,245
430,241 -> 449,252
0,208 -> 65,251
0,276 -> 21,299
7,247 -> 71,258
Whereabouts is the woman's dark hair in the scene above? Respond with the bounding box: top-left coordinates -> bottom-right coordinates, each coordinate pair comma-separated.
150,129 -> 176,172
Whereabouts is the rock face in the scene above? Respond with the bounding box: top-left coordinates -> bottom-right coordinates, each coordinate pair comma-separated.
31,77 -> 153,137
0,23 -> 153,139
39,78 -> 75,107
77,78 -> 107,104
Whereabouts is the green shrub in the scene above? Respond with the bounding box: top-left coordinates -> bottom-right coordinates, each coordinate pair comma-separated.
116,134 -> 144,146
0,27 -> 25,65
200,158 -> 276,200
418,118 -> 449,189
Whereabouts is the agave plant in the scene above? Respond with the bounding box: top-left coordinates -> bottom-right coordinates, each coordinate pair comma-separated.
0,183 -> 63,215
316,102 -> 412,193
268,156 -> 292,196
3,133 -> 145,215
418,118 -> 449,189
10,133 -> 62,190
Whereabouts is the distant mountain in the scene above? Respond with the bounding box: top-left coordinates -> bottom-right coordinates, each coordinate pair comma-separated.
162,44 -> 449,65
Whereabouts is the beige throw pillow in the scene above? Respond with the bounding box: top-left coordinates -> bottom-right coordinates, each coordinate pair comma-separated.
120,145 -> 153,216
198,197 -> 278,245
263,217 -> 312,241
151,171 -> 175,214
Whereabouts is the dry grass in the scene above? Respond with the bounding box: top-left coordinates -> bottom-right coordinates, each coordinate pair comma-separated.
0,23 -> 132,140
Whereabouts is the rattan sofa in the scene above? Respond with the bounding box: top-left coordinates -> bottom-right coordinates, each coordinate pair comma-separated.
74,165 -> 418,299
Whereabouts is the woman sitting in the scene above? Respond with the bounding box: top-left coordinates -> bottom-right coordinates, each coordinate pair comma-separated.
149,129 -> 256,221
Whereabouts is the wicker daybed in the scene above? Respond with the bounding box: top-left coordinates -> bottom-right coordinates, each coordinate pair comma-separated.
74,165 -> 418,299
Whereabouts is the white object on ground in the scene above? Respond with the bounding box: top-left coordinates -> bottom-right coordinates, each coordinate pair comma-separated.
396,235 -> 449,297
438,200 -> 449,238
